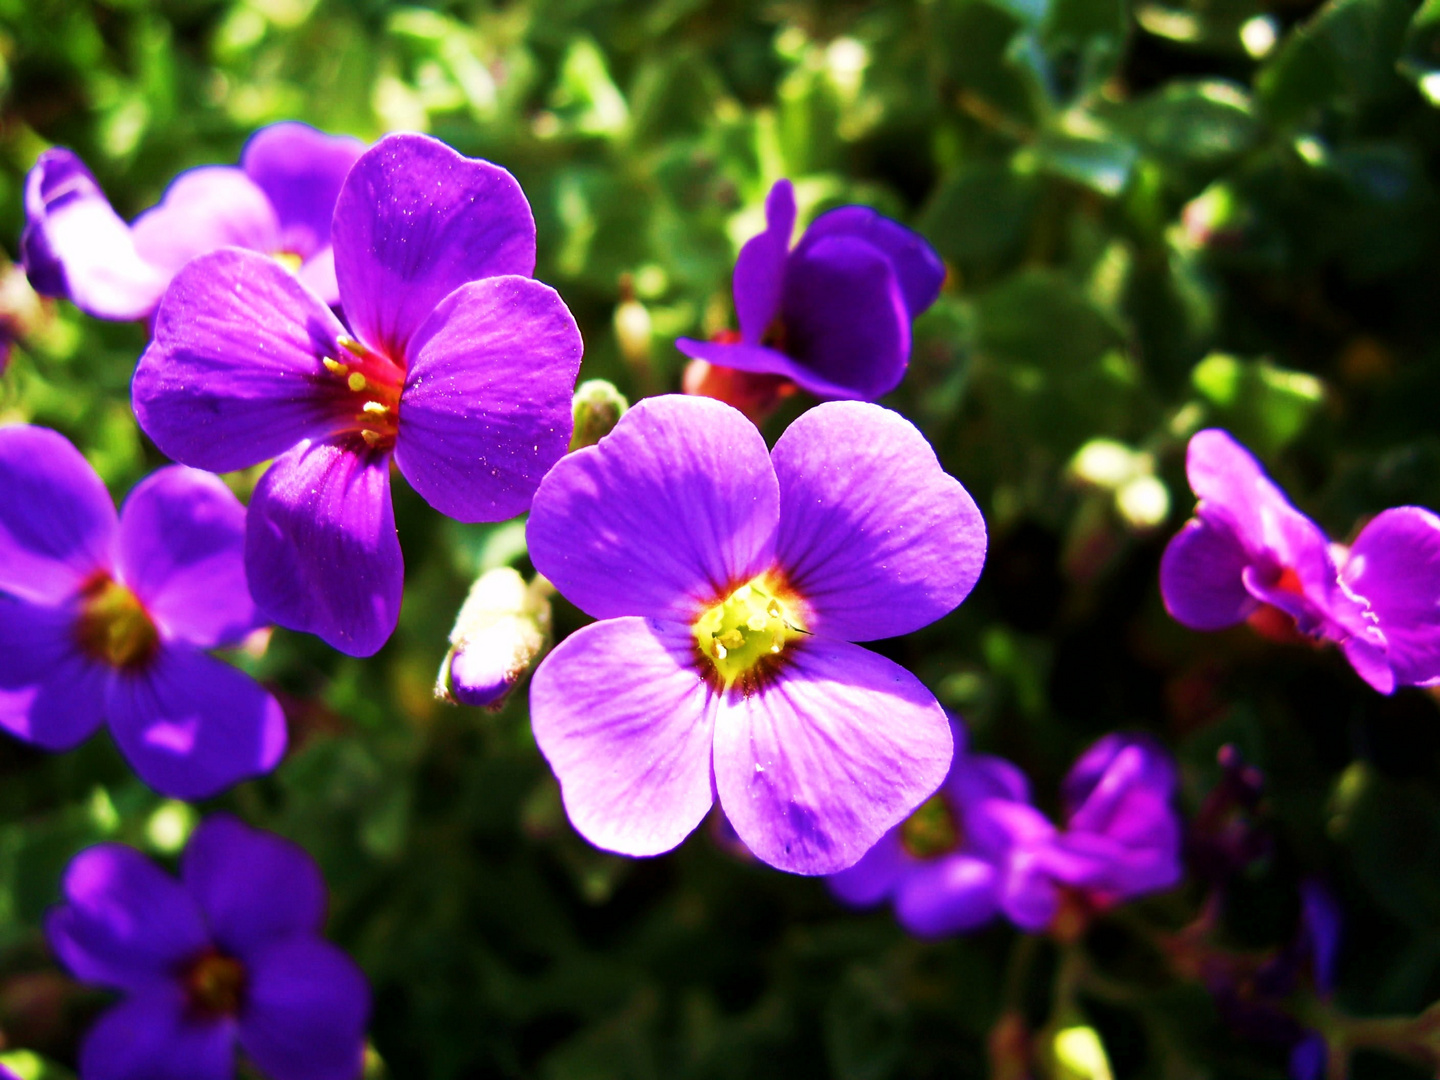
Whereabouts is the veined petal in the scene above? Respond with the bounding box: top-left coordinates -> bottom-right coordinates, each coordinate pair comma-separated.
778,234 -> 909,400
771,402 -> 984,641
106,646 -> 287,800
20,148 -> 169,320
529,618 -> 717,858
130,166 -> 280,275
78,988 -> 234,1080
892,854 -> 1000,938
712,637 -> 953,876
117,467 -> 257,649
734,180 -> 796,344
1341,507 -> 1440,688
180,814 -> 326,959
798,205 -> 945,318
245,439 -> 402,658
238,937 -> 370,1080
528,395 -> 779,622
133,249 -> 348,474
0,595 -> 108,751
333,133 -> 536,358
0,424 -> 116,603
395,276 -> 582,522
1159,517 -> 1255,630
241,122 -> 366,262
45,843 -> 208,992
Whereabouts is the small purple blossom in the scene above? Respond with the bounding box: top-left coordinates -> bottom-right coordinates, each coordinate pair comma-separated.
0,425 -> 284,799
1161,428 -> 1440,693
827,722 -> 1059,937
21,122 -> 365,321
526,395 -> 986,875
132,132 -> 583,657
47,814 -> 369,1080
676,179 -> 944,401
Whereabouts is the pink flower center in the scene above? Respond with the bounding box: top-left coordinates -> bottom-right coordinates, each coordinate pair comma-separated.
900,793 -> 962,859
182,950 -> 247,1019
74,574 -> 159,670
323,336 -> 405,451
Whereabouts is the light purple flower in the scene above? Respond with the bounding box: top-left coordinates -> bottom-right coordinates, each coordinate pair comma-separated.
21,122 -> 365,321
1161,428 -> 1440,693
0,425 -> 284,799
132,132 -> 584,657
526,395 -> 986,875
47,814 -> 369,1080
676,180 -> 944,401
827,722 -> 1059,937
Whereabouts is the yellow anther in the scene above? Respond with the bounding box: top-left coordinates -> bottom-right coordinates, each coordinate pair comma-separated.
348,372 -> 368,393
362,401 -> 389,415
360,430 -> 383,447
323,357 -> 349,376
693,575 -> 800,691
339,336 -> 369,359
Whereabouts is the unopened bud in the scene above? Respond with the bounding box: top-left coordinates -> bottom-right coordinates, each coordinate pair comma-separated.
1052,1025 -> 1113,1080
569,379 -> 629,451
614,297 -> 652,369
437,567 -> 552,708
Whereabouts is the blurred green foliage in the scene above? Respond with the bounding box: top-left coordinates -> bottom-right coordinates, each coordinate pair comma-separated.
6,0 -> 1440,1076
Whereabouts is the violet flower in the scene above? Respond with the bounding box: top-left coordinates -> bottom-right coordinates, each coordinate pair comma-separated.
827,723 -> 1059,937
676,179 -> 944,401
0,425 -> 283,799
526,394 -> 986,875
21,122 -> 365,321
1161,428 -> 1440,693
47,815 -> 369,1080
132,132 -> 583,657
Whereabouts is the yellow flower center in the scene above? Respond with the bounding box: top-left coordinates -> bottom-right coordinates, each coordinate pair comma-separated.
74,575 -> 160,670
272,251 -> 304,274
900,793 -> 962,859
693,576 -> 800,692
183,951 -> 247,1019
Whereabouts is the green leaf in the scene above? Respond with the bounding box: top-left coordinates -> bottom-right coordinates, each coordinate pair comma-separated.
1190,353 -> 1325,455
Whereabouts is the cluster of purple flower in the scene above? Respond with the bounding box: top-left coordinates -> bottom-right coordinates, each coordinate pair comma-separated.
12,116 -> 1440,1078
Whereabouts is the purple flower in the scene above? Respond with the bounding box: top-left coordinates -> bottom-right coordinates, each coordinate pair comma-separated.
21,122 -> 365,321
676,180 -> 944,402
132,132 -> 584,657
827,723 -> 1059,937
47,814 -> 369,1080
1161,428 -> 1440,693
526,394 -> 986,875
0,425 -> 284,799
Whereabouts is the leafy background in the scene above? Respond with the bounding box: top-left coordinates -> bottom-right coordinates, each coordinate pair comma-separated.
4,0 -> 1440,1075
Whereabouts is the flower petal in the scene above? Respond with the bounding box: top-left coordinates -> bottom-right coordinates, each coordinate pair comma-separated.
530,617 -> 717,858
0,595 -> 108,751
734,179 -> 796,344
527,395 -> 779,622
778,234 -> 910,400
129,166 -> 280,275
713,637 -> 953,876
1159,517 -> 1255,630
771,401 -> 985,641
245,439 -> 402,658
238,937 -> 370,1080
79,988 -> 234,1080
0,424 -> 116,603
117,467 -> 257,649
333,133 -> 536,358
394,276 -> 582,522
45,843 -> 208,992
893,854 -> 1000,938
798,205 -> 945,318
1341,507 -> 1440,688
673,338 -> 844,393
180,814 -> 326,959
826,829 -> 908,907
241,122 -> 366,263
106,646 -> 287,800
133,249 -> 349,473
20,148 -> 169,320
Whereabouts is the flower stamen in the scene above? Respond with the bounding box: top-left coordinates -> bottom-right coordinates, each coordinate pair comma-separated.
693,576 -> 801,693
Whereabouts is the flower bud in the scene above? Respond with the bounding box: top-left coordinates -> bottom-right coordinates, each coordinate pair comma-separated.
569,379 -> 629,451
436,567 -> 552,708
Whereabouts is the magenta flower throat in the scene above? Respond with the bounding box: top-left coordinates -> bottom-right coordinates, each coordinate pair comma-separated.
526,395 -> 987,875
